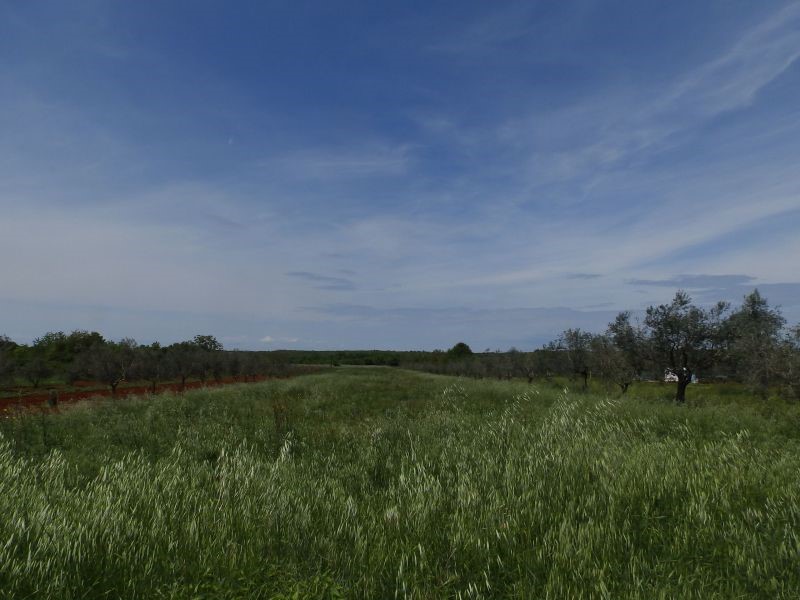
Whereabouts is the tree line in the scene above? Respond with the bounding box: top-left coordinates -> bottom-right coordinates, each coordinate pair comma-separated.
3,289 -> 798,403
405,290 -> 800,402
0,333 -> 293,396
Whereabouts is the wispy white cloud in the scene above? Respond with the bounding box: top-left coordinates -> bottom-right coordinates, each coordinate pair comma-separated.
285,271 -> 356,291
628,274 -> 756,288
459,2 -> 800,196
428,3 -> 540,55
263,144 -> 412,180
260,335 -> 300,344
659,2 -> 800,119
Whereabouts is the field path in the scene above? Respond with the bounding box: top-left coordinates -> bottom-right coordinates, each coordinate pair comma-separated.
0,376 -> 272,413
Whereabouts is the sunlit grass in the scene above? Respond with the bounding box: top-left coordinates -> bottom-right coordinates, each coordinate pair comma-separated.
1,368 -> 798,598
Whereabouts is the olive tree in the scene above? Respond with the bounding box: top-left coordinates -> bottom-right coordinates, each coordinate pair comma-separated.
15,347 -> 52,388
554,329 -> 594,391
508,348 -> 538,383
241,352 -> 264,382
723,289 -> 785,398
590,334 -> 636,394
607,311 -> 649,378
166,342 -> 200,390
0,350 -> 14,387
83,339 -> 138,395
134,343 -> 169,393
780,325 -> 800,401
192,347 -> 220,384
643,291 -> 728,403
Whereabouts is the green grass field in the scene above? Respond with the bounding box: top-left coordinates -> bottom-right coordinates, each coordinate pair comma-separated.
1,368 -> 799,599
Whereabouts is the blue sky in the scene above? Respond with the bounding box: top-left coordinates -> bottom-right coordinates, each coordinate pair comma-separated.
1,0 -> 799,350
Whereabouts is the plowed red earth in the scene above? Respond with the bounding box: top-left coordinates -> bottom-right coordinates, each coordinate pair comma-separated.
0,376 -> 272,414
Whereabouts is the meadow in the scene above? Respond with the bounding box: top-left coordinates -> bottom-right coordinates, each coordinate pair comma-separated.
1,367 -> 798,599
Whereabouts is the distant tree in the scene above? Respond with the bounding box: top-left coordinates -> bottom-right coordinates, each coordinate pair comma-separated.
15,346 -> 52,388
134,343 -> 169,393
555,328 -> 594,390
226,351 -> 243,381
210,351 -> 227,382
0,335 -> 18,352
447,342 -> 473,359
487,352 -> 514,380
29,330 -> 105,380
84,339 -> 138,395
20,357 -> 52,388
470,356 -> 489,379
241,352 -> 264,382
192,347 -> 219,384
162,336 -> 224,386
537,346 -> 569,380
590,335 -> 635,394
0,336 -> 17,386
507,347 -> 522,374
192,334 -> 223,352
65,330 -> 105,359
607,311 -> 649,378
782,325 -> 800,400
643,291 -> 728,403
0,348 -> 14,386
166,342 -> 199,390
32,331 -> 69,364
723,290 -> 785,398
264,352 -> 291,378
508,348 -> 538,383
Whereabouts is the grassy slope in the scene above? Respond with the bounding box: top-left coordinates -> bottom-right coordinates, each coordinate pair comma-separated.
1,368 -> 799,599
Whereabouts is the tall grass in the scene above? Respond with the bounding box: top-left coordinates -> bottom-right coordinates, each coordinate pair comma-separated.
1,368 -> 798,598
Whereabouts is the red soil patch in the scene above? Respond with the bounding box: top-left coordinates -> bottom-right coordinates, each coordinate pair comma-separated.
0,376 -> 272,414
